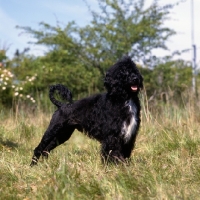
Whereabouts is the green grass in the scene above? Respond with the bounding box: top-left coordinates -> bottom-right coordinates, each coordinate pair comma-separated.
0,101 -> 200,200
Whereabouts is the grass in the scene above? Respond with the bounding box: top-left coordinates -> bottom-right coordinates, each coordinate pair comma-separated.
0,97 -> 200,200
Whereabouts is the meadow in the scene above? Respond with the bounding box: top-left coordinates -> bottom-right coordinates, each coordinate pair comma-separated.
0,94 -> 200,200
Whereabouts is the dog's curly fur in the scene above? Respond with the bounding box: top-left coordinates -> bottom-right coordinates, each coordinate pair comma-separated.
30,56 -> 143,166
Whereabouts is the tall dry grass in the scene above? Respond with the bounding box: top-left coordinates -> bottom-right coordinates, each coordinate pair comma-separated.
0,92 -> 200,199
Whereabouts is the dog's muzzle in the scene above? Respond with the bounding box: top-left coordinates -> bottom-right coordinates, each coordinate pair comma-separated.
130,77 -> 140,92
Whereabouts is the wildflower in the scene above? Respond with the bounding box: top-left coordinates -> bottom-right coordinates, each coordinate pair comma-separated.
4,82 -> 7,85
8,72 -> 14,78
5,77 -> 9,81
2,86 -> 6,90
14,92 -> 19,96
12,85 -> 15,88
20,87 -> 23,90
19,94 -> 23,97
1,74 -> 4,77
26,95 -> 30,99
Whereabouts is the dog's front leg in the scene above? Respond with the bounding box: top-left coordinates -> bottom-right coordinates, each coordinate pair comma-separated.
101,136 -> 126,164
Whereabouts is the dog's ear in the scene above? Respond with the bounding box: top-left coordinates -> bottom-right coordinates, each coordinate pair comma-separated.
104,71 -> 127,97
104,70 -> 121,95
139,74 -> 144,90
104,71 -> 114,93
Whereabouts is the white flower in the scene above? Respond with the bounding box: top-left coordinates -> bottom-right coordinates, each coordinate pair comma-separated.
4,82 -> 7,85
26,95 -> 30,98
12,85 -> 15,88
5,77 -> 9,81
19,94 -> 23,97
8,73 -> 14,78
1,74 -> 4,77
20,87 -> 23,90
14,92 -> 19,96
2,86 -> 6,90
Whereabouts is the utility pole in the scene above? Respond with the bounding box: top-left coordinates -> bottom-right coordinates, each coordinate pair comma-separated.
191,0 -> 197,94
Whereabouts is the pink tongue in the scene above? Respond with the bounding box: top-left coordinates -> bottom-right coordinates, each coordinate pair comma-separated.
131,86 -> 138,91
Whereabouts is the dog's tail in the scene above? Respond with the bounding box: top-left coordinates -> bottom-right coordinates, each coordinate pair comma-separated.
49,84 -> 73,108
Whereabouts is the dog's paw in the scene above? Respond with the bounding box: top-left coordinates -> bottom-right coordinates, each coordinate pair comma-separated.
42,150 -> 50,159
30,156 -> 38,167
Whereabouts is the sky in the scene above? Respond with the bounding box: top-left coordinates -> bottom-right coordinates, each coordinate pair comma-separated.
0,0 -> 200,67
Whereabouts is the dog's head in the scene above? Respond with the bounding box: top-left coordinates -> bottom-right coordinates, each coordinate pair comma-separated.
104,56 -> 143,98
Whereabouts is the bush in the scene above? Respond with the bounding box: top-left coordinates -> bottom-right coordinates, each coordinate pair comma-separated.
0,65 -> 36,107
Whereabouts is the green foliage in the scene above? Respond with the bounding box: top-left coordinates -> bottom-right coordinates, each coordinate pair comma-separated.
0,0 -> 197,108
0,60 -> 37,107
16,22 -> 102,99
0,50 -> 7,62
17,0 -> 176,74
77,0 -> 175,73
141,59 -> 193,101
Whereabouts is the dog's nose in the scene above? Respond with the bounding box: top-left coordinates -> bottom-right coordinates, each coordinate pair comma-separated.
132,77 -> 139,82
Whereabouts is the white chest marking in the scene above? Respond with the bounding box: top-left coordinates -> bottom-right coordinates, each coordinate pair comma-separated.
122,100 -> 137,143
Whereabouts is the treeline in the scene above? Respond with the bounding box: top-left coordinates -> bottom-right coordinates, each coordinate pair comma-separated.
0,0 -> 199,108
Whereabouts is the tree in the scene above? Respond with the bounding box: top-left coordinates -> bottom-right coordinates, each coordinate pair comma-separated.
18,0 -> 176,74
0,48 -> 39,107
76,0 -> 176,74
140,58 -> 193,104
17,0 -> 195,103
17,22 -> 102,98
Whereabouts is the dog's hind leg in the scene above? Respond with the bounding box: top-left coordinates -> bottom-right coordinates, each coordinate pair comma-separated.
30,110 -> 66,166
41,126 -> 75,159
30,123 -> 62,166
30,122 -> 75,166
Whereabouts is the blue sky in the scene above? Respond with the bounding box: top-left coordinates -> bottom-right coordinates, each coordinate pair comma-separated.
0,0 -> 200,66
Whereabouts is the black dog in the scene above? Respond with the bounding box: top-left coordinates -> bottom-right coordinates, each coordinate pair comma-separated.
30,56 -> 143,166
